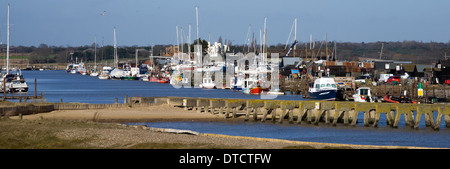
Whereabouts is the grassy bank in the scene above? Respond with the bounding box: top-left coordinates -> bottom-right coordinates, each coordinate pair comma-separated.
0,118 -> 319,149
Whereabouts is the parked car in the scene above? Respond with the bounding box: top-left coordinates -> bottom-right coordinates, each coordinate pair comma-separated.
387,76 -> 400,84
445,80 -> 450,85
355,75 -> 371,84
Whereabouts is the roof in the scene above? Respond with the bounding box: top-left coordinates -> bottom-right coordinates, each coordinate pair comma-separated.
416,64 -> 434,72
402,64 -> 416,72
423,67 -> 441,72
439,60 -> 450,67
282,57 -> 302,67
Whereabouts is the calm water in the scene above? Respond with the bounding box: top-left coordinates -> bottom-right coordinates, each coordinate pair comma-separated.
22,70 -> 303,103
21,70 -> 450,148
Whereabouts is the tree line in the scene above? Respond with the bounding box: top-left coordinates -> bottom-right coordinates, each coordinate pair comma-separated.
1,40 -> 449,64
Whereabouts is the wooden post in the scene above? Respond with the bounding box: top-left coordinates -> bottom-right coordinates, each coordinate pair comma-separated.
34,78 -> 37,98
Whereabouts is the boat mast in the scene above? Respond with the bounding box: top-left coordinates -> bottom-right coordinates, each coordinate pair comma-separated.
6,4 -> 10,74
293,18 -> 297,58
196,6 -> 199,42
188,24 -> 191,61
94,36 -> 97,69
113,27 -> 118,68
176,25 -> 179,55
326,33 -> 328,61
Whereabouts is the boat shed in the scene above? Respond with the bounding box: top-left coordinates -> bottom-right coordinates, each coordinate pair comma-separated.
436,60 -> 450,83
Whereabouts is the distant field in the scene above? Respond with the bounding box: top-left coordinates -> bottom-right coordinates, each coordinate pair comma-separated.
0,53 -> 30,59
0,55 -> 29,59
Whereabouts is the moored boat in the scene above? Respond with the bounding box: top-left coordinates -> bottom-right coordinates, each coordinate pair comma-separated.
199,77 -> 216,89
98,66 -> 112,80
353,87 -> 376,102
308,77 -> 337,100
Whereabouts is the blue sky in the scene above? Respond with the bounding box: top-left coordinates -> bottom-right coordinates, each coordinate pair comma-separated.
1,0 -> 449,47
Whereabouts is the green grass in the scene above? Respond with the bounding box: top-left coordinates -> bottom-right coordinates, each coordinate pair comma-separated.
0,55 -> 29,59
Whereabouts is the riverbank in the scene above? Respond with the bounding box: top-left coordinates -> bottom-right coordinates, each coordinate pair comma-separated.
2,104 -> 440,149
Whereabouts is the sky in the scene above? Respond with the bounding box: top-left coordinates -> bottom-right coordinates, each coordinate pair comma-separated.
1,0 -> 450,47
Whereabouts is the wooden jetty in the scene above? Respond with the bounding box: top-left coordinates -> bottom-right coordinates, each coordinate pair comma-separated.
130,96 -> 450,130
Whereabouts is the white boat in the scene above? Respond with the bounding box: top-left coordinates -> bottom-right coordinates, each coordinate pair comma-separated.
109,67 -> 124,79
1,5 -> 27,93
353,87 -> 376,102
9,75 -> 28,92
308,77 -> 337,100
90,71 -> 99,77
199,77 -> 216,89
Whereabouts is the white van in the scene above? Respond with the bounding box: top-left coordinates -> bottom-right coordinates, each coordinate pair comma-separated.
379,74 -> 393,83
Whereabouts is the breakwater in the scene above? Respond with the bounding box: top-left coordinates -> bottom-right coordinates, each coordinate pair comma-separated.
131,96 -> 450,130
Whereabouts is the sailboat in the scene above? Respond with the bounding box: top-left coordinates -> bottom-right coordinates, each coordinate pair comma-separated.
109,27 -> 125,79
1,4 -> 28,93
90,37 -> 99,76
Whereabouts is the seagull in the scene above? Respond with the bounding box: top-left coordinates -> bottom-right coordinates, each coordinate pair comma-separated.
101,11 -> 106,16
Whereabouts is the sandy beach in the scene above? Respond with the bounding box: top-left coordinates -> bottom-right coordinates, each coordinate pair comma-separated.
8,104 -> 435,149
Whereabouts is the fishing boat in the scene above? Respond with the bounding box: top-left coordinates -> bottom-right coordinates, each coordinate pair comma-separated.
308,77 -> 337,100
158,77 -> 169,83
250,86 -> 263,94
242,78 -> 259,94
70,64 -> 79,74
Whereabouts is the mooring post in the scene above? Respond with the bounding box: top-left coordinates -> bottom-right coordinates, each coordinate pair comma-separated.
34,78 -> 37,98
278,104 -> 286,123
350,110 -> 359,126
297,109 -> 307,124
245,100 -> 251,121
272,108 -> 279,123
372,111 -> 381,128
253,107 -> 258,121
433,106 -> 445,130
225,106 -> 231,118
232,107 -> 237,118
261,108 -> 269,122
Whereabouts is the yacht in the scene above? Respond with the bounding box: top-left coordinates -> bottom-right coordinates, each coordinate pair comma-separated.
9,74 -> 28,92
